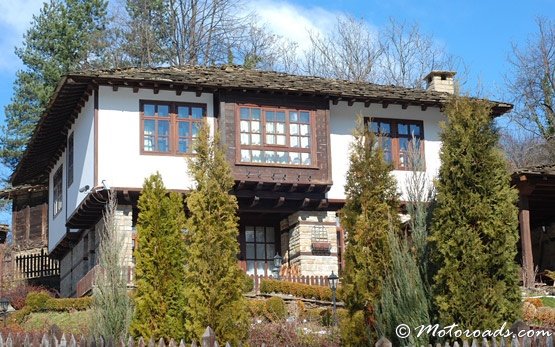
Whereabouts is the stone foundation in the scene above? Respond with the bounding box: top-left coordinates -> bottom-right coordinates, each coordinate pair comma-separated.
281,211 -> 338,277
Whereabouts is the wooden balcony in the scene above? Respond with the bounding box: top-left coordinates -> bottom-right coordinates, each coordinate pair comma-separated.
76,265 -> 135,297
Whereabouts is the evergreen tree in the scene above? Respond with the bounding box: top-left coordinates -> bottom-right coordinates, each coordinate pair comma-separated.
131,173 -> 187,339
1,0 -> 108,171
430,97 -> 520,330
340,117 -> 400,344
184,122 -> 248,344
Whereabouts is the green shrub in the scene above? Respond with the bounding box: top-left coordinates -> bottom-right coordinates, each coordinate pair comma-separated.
45,297 -> 93,311
25,291 -> 53,311
264,297 -> 287,321
340,309 -> 371,346
260,279 -> 341,301
247,299 -> 267,318
241,273 -> 254,293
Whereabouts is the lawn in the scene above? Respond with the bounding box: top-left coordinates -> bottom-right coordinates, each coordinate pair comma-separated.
541,296 -> 555,308
22,310 -> 91,335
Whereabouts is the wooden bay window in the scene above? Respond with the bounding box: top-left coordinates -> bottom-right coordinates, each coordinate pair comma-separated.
141,101 -> 206,155
366,117 -> 425,170
237,106 -> 315,167
53,166 -> 63,217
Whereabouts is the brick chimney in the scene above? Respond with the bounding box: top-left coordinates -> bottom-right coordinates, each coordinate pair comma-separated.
424,71 -> 456,94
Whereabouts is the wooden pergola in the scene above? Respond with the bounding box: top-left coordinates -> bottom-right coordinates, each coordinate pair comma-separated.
512,165 -> 555,288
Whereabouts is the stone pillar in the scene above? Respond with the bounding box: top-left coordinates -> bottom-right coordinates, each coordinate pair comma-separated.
281,211 -> 339,277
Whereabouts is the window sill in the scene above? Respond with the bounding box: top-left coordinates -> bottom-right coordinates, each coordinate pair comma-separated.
235,162 -> 319,170
140,150 -> 196,157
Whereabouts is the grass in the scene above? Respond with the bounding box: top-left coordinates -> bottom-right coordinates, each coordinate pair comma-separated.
541,297 -> 555,308
22,310 -> 91,335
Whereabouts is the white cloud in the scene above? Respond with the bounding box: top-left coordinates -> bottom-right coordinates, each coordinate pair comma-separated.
246,0 -> 339,52
0,0 -> 44,73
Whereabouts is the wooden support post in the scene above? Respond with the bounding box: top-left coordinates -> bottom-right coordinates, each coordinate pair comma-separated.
519,195 -> 534,288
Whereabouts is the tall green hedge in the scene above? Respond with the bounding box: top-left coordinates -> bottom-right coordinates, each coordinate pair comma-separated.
430,97 -> 521,330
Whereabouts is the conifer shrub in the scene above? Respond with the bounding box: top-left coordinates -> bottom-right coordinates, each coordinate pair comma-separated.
247,300 -> 267,318
241,272 -> 254,293
25,291 -> 53,311
265,297 -> 287,321
184,123 -> 249,344
430,97 -> 521,330
339,309 -> 370,346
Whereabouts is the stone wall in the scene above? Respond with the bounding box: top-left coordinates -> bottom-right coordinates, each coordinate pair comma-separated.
59,204 -> 134,297
281,211 -> 338,277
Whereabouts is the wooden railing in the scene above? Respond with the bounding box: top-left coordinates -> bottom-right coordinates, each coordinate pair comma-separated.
76,265 -> 135,297
14,248 -> 59,280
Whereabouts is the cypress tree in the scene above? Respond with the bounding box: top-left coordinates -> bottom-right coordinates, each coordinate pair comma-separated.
130,173 -> 187,339
340,117 -> 400,344
430,97 -> 520,330
184,122 -> 248,344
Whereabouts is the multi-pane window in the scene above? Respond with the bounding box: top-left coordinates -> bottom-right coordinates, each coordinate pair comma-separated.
67,132 -> 74,187
239,106 -> 314,166
245,226 -> 276,276
367,118 -> 424,170
53,166 -> 63,217
141,101 -> 205,154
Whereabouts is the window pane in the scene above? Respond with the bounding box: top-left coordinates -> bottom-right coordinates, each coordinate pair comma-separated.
399,138 -> 409,151
178,122 -> 189,137
276,135 -> 286,145
178,139 -> 189,153
240,120 -> 250,132
266,244 -> 275,260
158,105 -> 169,116
291,137 -> 299,148
191,107 -> 203,119
144,104 -> 155,116
158,120 -> 169,136
380,123 -> 390,134
240,108 -> 250,120
276,111 -> 286,122
256,227 -> 265,242
144,120 -> 155,134
370,121 -> 379,133
290,152 -> 300,165
290,111 -> 298,122
265,151 -> 277,163
300,124 -> 309,136
276,123 -> 285,134
251,134 -> 261,145
267,122 -> 275,133
252,150 -> 262,162
251,108 -> 261,120
256,244 -> 266,259
246,244 -> 255,259
192,122 -> 201,137
266,135 -> 275,145
241,150 -> 250,162
290,124 -> 299,135
246,261 -> 255,275
410,124 -> 421,137
158,137 -> 169,152
266,111 -> 275,121
266,227 -> 275,242
251,121 -> 260,133
398,123 -> 409,135
300,137 -> 309,148
144,136 -> 154,151
245,227 -> 255,242
240,133 -> 250,145
301,153 -> 311,165
257,261 -> 265,275
178,106 -> 190,118
300,112 -> 310,123
277,152 -> 288,164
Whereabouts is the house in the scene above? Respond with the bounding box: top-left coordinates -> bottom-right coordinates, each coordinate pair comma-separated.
512,165 -> 555,288
9,66 -> 512,297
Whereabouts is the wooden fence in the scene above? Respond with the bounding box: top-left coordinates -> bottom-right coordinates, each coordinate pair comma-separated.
76,265 -> 135,297
249,274 -> 330,291
0,326 -> 234,347
14,248 -> 59,280
376,334 -> 554,347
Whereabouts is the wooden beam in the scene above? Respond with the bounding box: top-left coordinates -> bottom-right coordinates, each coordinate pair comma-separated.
364,101 -> 371,108
331,98 -> 339,105
274,197 -> 285,208
519,195 -> 534,288
401,103 -> 408,110
382,101 -> 389,108
133,86 -> 139,93
112,85 -> 118,92
301,198 -> 310,208
347,99 -> 355,106
249,196 -> 260,208
273,182 -> 282,192
421,105 -> 428,111
289,183 -> 298,192
317,199 -> 329,209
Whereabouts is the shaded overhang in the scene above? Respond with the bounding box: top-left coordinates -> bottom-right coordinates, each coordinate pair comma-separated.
512,165 -> 555,225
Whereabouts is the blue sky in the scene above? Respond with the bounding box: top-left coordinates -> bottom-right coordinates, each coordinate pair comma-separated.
0,0 -> 553,220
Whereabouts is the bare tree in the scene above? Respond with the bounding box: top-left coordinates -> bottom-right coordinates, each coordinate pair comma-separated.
378,18 -> 461,89
302,15 -> 382,82
506,17 -> 555,141
499,130 -> 553,170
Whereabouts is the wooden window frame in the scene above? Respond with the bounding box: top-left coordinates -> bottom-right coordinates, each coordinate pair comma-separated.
139,100 -> 207,156
364,117 -> 426,171
53,166 -> 63,218
67,132 -> 74,188
243,225 -> 277,276
235,104 -> 318,168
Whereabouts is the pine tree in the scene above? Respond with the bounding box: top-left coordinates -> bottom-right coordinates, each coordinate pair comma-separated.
1,0 -> 108,171
184,122 -> 248,344
340,117 -> 400,344
130,173 -> 187,339
430,97 -> 521,330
